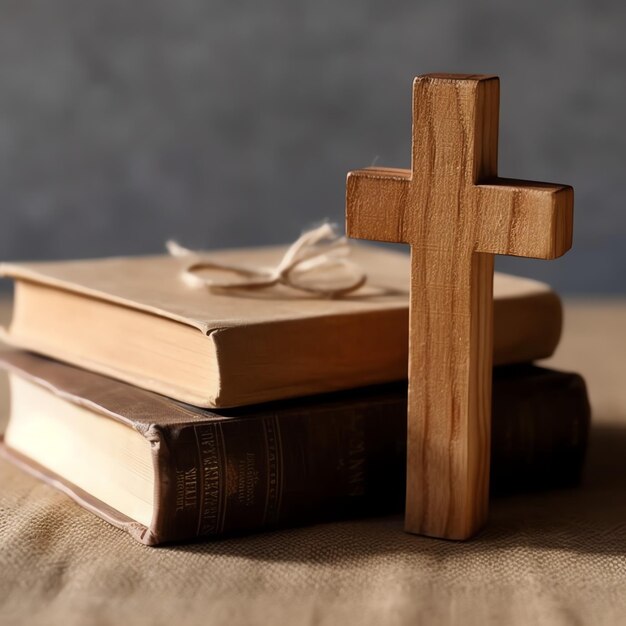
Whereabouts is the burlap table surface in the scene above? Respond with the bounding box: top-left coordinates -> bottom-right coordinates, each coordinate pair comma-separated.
1,300 -> 625,626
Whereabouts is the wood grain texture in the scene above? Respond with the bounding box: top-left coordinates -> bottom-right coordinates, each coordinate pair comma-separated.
346,74 -> 574,539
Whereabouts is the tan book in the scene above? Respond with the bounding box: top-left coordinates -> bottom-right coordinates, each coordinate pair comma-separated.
0,245 -> 562,408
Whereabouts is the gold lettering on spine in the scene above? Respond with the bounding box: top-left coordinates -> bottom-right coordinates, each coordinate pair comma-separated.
262,415 -> 283,524
237,453 -> 259,507
175,467 -> 198,513
194,424 -> 224,536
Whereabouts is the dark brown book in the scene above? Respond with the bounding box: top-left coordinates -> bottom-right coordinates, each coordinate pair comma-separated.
0,352 -> 589,546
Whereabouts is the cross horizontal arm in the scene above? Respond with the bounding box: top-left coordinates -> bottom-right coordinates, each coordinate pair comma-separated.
346,167 -> 411,243
473,179 -> 573,259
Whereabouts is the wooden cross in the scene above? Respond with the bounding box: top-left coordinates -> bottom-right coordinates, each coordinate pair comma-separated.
346,74 -> 573,540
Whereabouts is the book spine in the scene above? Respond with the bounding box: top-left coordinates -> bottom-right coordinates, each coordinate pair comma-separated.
151,397 -> 407,543
151,371 -> 590,544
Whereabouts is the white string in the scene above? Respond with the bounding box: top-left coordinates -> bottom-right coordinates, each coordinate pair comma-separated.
166,223 -> 367,298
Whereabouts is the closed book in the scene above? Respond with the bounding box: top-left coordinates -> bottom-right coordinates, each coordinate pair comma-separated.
0,352 -> 590,546
0,245 -> 562,407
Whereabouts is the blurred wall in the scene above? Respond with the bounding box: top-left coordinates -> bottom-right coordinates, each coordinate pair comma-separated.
1,0 -> 625,293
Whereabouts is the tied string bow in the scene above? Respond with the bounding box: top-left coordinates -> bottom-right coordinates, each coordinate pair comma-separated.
166,223 -> 367,298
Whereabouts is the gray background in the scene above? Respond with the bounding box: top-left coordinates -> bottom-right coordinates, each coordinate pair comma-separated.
1,0 -> 625,293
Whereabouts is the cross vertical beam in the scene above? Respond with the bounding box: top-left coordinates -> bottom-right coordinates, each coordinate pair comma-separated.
346,74 -> 573,539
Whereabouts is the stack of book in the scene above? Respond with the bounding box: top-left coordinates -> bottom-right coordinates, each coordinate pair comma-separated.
0,245 -> 590,545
